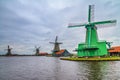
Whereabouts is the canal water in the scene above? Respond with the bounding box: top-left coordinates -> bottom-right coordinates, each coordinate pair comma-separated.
0,56 -> 120,80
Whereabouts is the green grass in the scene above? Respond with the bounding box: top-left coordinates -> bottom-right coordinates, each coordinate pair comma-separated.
60,56 -> 120,61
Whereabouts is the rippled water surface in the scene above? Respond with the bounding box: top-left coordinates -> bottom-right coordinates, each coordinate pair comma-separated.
0,56 -> 120,80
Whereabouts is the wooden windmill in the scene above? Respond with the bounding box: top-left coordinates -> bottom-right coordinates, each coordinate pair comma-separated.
5,45 -> 12,56
35,46 -> 40,56
68,5 -> 116,57
49,36 -> 62,53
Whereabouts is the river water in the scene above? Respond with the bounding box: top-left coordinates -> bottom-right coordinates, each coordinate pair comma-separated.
0,56 -> 120,80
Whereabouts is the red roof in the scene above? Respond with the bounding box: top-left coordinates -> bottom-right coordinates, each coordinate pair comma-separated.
55,49 -> 65,54
109,46 -> 120,53
39,52 -> 48,54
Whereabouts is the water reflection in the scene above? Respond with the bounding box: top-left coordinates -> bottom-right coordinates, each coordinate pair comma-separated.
85,62 -> 106,80
53,58 -> 61,80
53,58 -> 78,80
77,61 -> 120,80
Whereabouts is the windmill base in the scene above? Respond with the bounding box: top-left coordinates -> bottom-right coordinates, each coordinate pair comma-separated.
77,41 -> 108,57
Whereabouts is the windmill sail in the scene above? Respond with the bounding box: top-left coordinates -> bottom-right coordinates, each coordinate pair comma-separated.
68,23 -> 88,28
93,20 -> 116,28
88,5 -> 94,22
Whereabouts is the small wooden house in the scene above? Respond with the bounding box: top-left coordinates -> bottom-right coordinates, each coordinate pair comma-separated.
53,49 -> 71,57
108,46 -> 120,56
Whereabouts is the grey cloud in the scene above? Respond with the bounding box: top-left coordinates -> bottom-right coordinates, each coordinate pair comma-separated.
0,0 -> 119,54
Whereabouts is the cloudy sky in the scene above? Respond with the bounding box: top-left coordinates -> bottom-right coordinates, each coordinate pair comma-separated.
0,0 -> 120,54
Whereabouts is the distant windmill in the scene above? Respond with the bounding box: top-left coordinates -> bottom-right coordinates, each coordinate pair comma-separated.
49,36 -> 62,53
5,45 -> 12,56
35,46 -> 40,56
68,5 -> 116,57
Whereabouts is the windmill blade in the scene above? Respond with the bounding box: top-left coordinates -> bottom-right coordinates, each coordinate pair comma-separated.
88,5 -> 94,22
92,20 -> 116,25
55,36 -> 58,42
68,23 -> 88,28
57,42 -> 63,44
91,5 -> 94,22
96,23 -> 116,28
91,20 -> 116,28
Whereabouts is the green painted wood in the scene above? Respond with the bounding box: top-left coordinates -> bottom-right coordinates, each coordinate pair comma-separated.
88,5 -> 91,22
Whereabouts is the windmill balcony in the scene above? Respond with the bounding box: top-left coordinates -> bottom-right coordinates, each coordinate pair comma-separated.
78,44 -> 98,51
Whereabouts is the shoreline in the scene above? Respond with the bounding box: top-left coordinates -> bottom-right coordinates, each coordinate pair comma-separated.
60,56 -> 120,61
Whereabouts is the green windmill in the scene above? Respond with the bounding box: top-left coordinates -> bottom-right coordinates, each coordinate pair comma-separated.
68,5 -> 116,57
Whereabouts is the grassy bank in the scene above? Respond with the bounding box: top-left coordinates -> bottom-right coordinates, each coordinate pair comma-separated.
60,56 -> 120,61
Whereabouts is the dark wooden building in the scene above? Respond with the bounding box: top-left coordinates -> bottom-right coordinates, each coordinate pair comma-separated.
52,49 -> 71,57
108,46 -> 120,56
